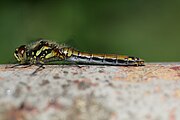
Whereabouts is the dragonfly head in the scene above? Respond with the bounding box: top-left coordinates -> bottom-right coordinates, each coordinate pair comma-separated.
14,45 -> 27,64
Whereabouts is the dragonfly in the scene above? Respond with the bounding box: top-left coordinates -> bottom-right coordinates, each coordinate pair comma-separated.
13,39 -> 144,69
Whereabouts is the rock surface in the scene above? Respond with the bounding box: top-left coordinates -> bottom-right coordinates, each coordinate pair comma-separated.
0,63 -> 180,120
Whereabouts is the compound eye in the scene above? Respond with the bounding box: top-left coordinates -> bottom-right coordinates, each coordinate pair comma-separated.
18,45 -> 26,55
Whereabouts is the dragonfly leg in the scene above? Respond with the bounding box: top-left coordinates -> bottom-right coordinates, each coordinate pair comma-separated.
5,64 -> 32,69
31,64 -> 45,75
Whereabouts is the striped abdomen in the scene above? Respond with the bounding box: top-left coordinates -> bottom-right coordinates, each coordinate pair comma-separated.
61,47 -> 144,66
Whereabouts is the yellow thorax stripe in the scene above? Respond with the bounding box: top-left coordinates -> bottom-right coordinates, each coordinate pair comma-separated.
36,46 -> 50,56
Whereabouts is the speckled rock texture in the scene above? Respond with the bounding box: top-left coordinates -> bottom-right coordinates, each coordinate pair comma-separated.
0,63 -> 180,120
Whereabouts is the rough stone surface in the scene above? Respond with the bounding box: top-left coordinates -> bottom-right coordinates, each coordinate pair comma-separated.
0,63 -> 180,120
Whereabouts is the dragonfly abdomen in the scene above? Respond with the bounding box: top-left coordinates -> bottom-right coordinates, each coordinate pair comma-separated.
61,47 -> 144,66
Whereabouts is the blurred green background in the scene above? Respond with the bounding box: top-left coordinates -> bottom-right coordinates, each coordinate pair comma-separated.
0,0 -> 179,63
